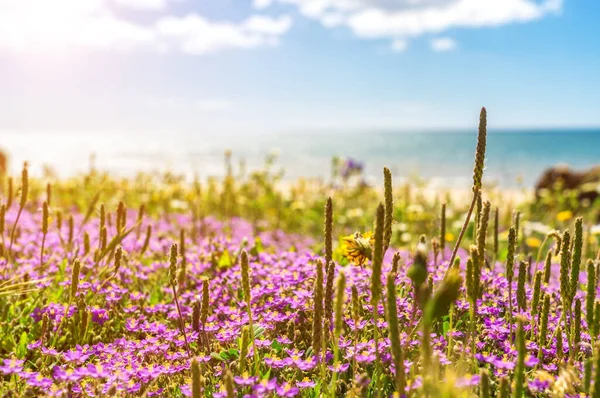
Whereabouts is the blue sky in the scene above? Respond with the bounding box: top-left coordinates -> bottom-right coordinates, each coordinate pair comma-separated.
0,0 -> 599,134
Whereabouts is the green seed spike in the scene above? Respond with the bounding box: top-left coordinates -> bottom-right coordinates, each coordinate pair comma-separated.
371,203 -> 385,369
472,107 -> 487,192
556,326 -> 564,361
178,229 -> 187,287
8,163 -> 28,255
136,203 -> 145,238
466,257 -> 476,305
548,230 -> 562,256
46,183 -> 52,207
372,203 -> 385,304
141,225 -> 152,255
240,249 -> 257,369
493,207 -> 499,255
591,343 -> 600,398
560,229 -> 572,306
588,260 -> 597,332
324,260 -> 335,337
241,250 -> 251,301
531,271 -> 542,316
571,217 -> 583,302
67,215 -> 74,245
572,299 -> 582,360
479,369 -> 491,398
543,250 -> 553,284
331,271 -> 346,391
584,358 -> 593,394
498,376 -> 510,398
383,167 -> 393,253
391,252 -> 401,274
114,246 -> 122,274
475,192 -> 482,234
239,326 -> 250,373
386,273 -> 405,395
6,177 -> 12,209
334,272 -> 346,343
517,260 -> 527,312
506,227 -> 516,284
514,317 -> 526,398
116,201 -> 125,233
425,267 -> 462,324
40,201 -> 48,265
0,204 -> 5,235
312,260 -> 324,358
444,109 -> 487,278
324,197 -> 333,267
99,204 -> 106,232
192,300 -> 200,334
593,300 -> 600,340
470,246 -> 482,299
440,203 -> 446,252
476,201 -> 491,287
71,259 -> 81,299
514,211 -> 521,247
538,293 -> 550,360
19,164 -> 28,208
200,280 -> 210,324
169,243 -> 178,287
191,357 -> 202,398
224,370 -> 235,398
42,202 -> 48,235
83,232 -> 90,255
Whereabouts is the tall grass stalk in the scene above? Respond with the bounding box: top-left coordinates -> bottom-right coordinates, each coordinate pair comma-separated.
445,107 -> 487,278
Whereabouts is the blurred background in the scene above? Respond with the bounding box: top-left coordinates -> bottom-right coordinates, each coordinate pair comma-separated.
1,0 -> 599,187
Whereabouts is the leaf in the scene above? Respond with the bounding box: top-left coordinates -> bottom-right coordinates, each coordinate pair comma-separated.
17,332 -> 28,359
443,320 -> 450,336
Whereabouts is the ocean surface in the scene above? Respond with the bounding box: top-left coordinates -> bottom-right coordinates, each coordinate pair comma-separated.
2,129 -> 600,188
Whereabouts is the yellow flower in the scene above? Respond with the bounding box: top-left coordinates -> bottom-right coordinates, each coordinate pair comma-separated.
556,210 -> 573,222
341,231 -> 374,266
526,237 -> 542,248
444,232 -> 455,242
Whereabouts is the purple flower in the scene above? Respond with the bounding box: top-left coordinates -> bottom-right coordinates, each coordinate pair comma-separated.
296,378 -> 316,388
234,373 -> 258,386
0,358 -> 24,375
276,382 -> 299,397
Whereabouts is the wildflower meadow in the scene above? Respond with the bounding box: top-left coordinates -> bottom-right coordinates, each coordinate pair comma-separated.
1,108 -> 600,397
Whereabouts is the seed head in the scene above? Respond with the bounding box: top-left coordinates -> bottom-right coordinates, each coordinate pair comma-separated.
42,202 -> 48,235
506,227 -> 516,284
19,164 -> 28,208
570,217 -> 583,301
71,258 -> 81,299
472,107 -> 487,191
383,167 -> 394,252
324,197 -> 333,266
169,243 -> 178,287
531,271 -> 542,316
371,203 -> 384,304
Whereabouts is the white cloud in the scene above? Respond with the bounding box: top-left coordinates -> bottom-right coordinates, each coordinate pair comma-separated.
111,0 -> 170,10
430,37 -> 456,51
157,14 -> 291,55
258,0 -> 562,48
242,15 -> 293,35
0,0 -> 292,54
253,0 -> 274,9
390,38 -> 407,52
